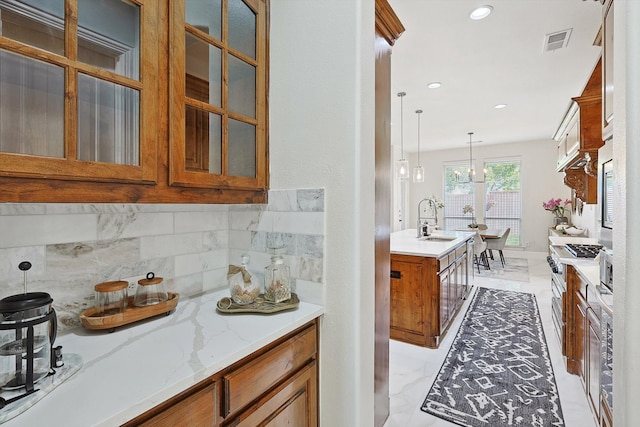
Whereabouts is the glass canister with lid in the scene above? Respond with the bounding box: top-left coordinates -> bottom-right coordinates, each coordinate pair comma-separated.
94,280 -> 128,316
264,249 -> 291,303
134,272 -> 168,307
227,254 -> 260,305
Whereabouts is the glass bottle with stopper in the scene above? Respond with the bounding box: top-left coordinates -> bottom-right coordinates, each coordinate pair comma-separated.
264,247 -> 291,303
227,254 -> 260,305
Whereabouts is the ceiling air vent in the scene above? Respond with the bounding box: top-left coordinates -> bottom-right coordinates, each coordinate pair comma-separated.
543,28 -> 572,52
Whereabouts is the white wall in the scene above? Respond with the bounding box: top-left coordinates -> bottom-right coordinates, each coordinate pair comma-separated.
405,138 -> 570,252
269,1 -> 376,426
614,2 -> 639,426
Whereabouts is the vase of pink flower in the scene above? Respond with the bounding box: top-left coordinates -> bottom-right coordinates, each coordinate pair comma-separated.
542,198 -> 571,226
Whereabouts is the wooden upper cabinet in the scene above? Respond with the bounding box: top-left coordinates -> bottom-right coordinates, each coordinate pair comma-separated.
555,58 -> 603,204
0,0 -> 157,184
0,0 -> 268,203
169,0 -> 268,191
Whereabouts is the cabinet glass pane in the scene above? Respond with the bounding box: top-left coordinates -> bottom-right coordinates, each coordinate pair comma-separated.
77,0 -> 140,80
228,118 -> 255,177
228,0 -> 256,59
77,73 -> 139,165
185,0 -> 221,41
185,105 -> 221,174
185,32 -> 221,107
0,0 -> 65,56
0,49 -> 64,157
228,55 -> 255,119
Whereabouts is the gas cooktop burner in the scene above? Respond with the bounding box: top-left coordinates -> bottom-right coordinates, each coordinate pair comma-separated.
565,243 -> 603,258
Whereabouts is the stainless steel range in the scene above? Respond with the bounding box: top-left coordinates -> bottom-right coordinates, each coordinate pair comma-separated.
564,243 -> 603,258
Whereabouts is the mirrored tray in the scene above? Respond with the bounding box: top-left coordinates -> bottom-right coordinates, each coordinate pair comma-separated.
216,293 -> 299,314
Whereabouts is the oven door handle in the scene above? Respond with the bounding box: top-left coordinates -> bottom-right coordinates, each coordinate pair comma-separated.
592,287 -> 613,317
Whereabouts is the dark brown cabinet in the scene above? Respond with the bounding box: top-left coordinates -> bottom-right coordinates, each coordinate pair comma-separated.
125,320 -> 318,427
390,239 -> 470,348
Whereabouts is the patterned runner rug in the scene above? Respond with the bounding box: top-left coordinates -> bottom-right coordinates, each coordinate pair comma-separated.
421,287 -> 564,426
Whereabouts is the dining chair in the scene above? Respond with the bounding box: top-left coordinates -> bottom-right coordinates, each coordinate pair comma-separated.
476,223 -> 488,230
473,230 -> 490,272
485,228 -> 511,267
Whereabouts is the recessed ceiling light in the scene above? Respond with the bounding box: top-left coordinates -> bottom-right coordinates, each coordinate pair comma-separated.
470,5 -> 493,20
494,104 -> 507,109
427,82 -> 442,89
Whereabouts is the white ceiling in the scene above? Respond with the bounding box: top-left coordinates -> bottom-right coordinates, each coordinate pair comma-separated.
388,0 -> 603,152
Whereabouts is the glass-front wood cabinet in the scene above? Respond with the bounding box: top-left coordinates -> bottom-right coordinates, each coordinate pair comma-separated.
0,0 -> 157,183
0,0 -> 268,203
169,0 -> 267,190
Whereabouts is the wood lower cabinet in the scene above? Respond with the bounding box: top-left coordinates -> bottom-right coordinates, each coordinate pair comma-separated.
137,381 -> 218,426
125,320 -> 318,427
390,240 -> 470,348
224,361 -> 317,427
565,265 -> 609,426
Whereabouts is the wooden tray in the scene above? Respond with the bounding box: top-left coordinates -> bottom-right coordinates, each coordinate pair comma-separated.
80,292 -> 179,332
216,293 -> 299,314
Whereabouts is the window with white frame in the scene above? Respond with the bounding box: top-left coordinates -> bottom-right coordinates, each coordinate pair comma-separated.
443,162 -> 475,230
483,159 -> 521,246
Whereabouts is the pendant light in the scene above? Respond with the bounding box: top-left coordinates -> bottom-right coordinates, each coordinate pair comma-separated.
467,131 -> 475,182
395,92 -> 409,180
455,131 -> 487,183
413,109 -> 424,182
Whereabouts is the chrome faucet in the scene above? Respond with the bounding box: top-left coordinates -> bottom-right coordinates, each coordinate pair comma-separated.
417,198 -> 438,237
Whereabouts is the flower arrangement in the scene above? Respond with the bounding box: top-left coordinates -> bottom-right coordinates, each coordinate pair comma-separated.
462,205 -> 477,228
542,198 -> 572,218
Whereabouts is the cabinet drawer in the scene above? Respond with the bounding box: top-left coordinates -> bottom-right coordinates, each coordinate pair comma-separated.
138,383 -> 216,427
225,360 -> 317,427
222,323 -> 317,417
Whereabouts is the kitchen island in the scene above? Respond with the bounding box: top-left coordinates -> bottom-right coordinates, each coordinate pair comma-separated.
2,289 -> 324,427
390,229 -> 475,348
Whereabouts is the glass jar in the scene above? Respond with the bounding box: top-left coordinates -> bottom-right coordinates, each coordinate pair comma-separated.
264,253 -> 291,303
94,280 -> 128,316
134,272 -> 168,307
228,254 -> 260,305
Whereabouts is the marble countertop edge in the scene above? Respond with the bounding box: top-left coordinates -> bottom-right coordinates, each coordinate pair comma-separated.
2,289 -> 325,427
390,229 -> 474,258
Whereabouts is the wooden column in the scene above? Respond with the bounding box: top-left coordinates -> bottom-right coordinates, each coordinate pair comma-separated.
374,2 -> 404,426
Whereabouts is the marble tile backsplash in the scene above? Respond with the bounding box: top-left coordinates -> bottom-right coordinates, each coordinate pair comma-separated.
0,189 -> 324,331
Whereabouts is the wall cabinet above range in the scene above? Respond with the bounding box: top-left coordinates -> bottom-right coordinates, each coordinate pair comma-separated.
554,58 -> 604,204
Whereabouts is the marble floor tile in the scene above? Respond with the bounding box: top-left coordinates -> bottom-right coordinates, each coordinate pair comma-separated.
384,257 -> 598,427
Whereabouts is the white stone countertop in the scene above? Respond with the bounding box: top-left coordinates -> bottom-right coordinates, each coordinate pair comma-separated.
391,229 -> 475,258
549,243 -> 612,310
2,289 -> 324,427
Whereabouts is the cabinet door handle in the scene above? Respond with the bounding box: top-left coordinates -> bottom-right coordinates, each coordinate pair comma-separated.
390,270 -> 402,279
